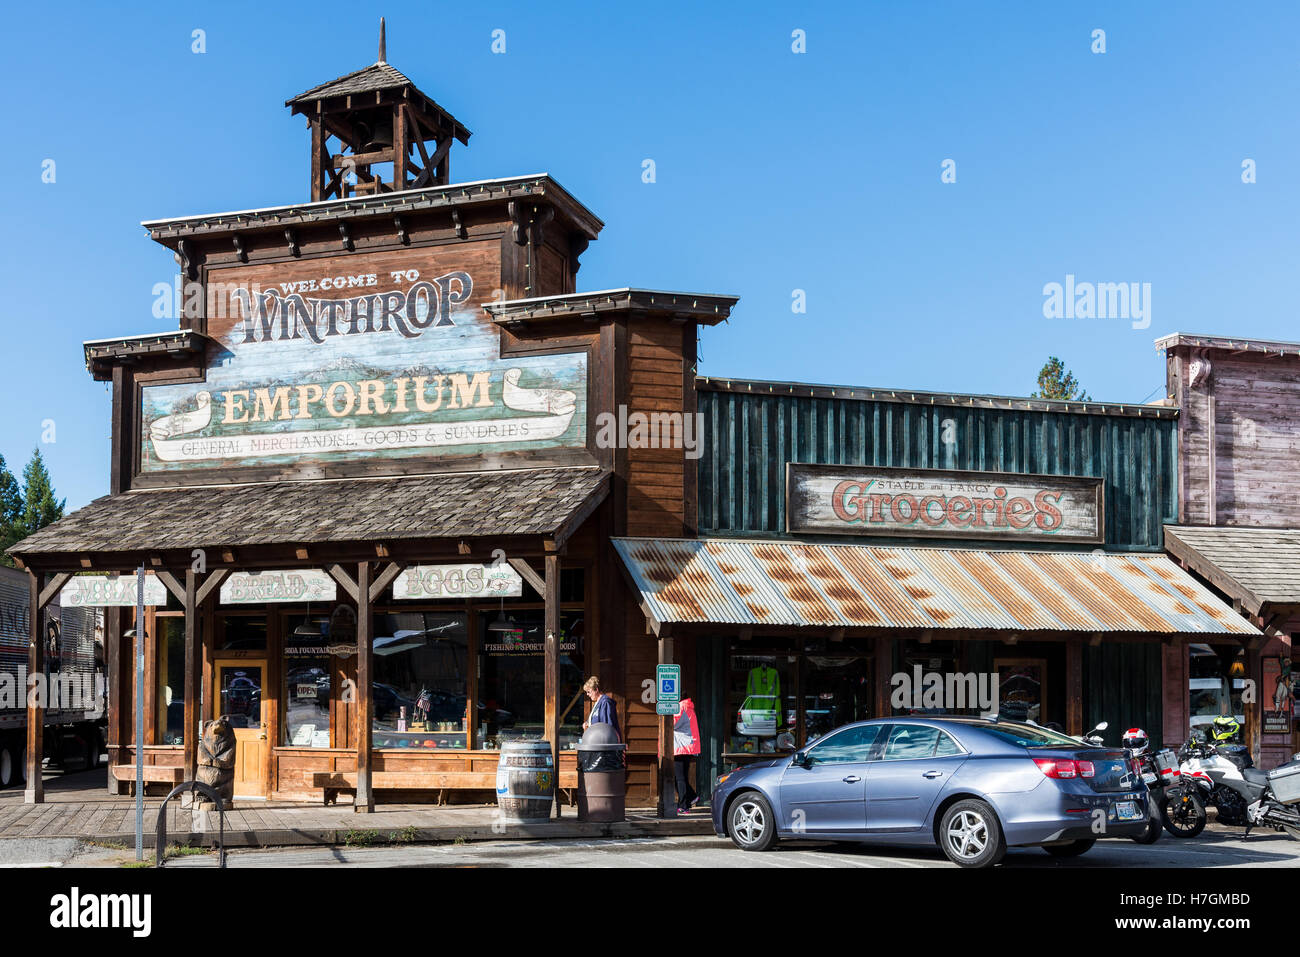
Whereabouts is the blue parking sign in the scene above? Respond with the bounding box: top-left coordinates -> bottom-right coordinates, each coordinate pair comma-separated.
656,664 -> 681,715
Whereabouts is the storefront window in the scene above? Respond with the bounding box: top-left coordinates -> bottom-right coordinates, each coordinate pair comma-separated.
802,640 -> 873,742
372,612 -> 470,751
1189,643 -> 1245,742
219,614 -> 267,651
728,650 -> 795,755
155,617 -> 185,745
477,610 -> 584,750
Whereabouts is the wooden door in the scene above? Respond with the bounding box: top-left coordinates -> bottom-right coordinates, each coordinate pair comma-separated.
213,659 -> 268,797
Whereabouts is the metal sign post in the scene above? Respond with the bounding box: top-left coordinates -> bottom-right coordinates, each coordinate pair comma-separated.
135,565 -> 145,862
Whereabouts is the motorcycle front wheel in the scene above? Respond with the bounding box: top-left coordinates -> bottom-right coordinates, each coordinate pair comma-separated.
1160,789 -> 1207,838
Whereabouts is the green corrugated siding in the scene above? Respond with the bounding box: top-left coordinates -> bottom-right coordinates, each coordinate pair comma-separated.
1083,642 -> 1163,746
697,389 -> 1178,550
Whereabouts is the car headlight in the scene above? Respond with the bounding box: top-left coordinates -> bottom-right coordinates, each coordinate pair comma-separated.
716,773 -> 731,786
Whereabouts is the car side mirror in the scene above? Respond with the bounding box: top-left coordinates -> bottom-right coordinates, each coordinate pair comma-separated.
792,751 -> 810,769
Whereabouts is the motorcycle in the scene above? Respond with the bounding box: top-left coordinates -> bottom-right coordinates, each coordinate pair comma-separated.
1138,746 -> 1206,839
1178,735 -> 1300,841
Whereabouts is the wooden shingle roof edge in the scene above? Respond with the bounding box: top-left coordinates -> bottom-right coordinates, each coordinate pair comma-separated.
1155,332 -> 1300,357
1163,524 -> 1300,615
486,289 -> 740,328
83,330 -> 209,382
7,468 -> 611,569
695,376 -> 1180,420
140,174 -> 604,245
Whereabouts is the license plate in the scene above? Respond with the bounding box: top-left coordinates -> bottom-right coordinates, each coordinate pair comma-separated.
1115,800 -> 1141,821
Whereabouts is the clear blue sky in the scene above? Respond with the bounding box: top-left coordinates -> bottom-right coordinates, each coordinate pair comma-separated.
3,1 -> 1297,509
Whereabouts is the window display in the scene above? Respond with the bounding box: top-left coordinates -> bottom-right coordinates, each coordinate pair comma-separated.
1188,643 -> 1246,742
372,612 -> 469,749
728,651 -> 794,754
155,617 -> 185,745
477,610 -> 584,749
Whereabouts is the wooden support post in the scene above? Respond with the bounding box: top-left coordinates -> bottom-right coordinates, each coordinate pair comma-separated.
873,636 -> 892,719
1245,642 -> 1261,765
544,550 -> 561,818
1066,636 -> 1083,736
24,571 -> 44,804
657,633 -> 674,818
183,569 -> 200,783
355,562 -> 374,812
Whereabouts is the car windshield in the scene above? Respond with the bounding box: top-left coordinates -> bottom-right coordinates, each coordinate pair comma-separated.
977,723 -> 1086,749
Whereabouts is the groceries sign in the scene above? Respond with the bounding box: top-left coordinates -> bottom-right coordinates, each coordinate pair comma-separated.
139,243 -> 587,477
786,464 -> 1104,544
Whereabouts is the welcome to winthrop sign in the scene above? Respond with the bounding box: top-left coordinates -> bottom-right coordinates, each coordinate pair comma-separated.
139,245 -> 588,474
786,464 -> 1105,544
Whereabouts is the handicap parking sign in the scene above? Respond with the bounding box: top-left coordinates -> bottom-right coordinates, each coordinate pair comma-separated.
656,664 -> 681,715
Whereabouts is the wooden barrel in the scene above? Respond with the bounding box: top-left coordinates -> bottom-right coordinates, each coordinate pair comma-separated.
495,740 -> 555,823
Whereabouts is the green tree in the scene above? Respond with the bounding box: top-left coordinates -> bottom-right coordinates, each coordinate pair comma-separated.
1032,357 -> 1091,401
0,455 -> 22,567
18,448 -> 64,538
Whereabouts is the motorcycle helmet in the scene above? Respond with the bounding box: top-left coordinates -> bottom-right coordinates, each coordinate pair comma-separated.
1211,714 -> 1240,742
1121,727 -> 1149,755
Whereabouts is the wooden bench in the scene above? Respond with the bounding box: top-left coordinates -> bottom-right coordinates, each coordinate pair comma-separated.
310,770 -> 579,806
110,765 -> 184,785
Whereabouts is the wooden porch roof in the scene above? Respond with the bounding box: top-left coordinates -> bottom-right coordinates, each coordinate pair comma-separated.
1165,524 -> 1300,616
8,468 -> 609,569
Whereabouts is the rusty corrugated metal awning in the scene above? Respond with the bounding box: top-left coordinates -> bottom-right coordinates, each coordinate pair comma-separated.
611,537 -> 1260,637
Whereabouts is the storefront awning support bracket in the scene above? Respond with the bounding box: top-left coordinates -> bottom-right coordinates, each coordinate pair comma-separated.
326,564 -> 360,603
368,561 -> 405,602
153,570 -> 186,605
507,558 -> 545,596
195,569 -> 230,606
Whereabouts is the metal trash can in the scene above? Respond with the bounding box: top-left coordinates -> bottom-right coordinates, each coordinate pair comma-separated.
577,723 -> 627,823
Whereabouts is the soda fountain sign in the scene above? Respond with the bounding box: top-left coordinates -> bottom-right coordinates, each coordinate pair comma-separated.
786,464 -> 1104,544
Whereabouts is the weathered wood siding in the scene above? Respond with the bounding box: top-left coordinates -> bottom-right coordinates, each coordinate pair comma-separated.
1170,350 -> 1300,526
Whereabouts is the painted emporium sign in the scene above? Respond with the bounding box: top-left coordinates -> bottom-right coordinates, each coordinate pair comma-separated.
786,464 -> 1105,544
220,569 -> 337,605
393,563 -> 523,599
60,574 -> 168,607
139,243 -> 587,474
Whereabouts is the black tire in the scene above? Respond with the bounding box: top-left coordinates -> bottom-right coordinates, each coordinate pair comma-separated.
1161,789 -> 1207,838
1131,815 -> 1163,844
1044,838 -> 1096,857
938,799 -> 1007,868
727,791 -> 778,852
0,745 -> 15,789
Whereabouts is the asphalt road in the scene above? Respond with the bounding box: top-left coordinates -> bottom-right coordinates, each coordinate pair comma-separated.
144,824 -> 1300,869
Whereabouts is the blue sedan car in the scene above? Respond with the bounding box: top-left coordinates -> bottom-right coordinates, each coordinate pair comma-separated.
711,717 -> 1148,867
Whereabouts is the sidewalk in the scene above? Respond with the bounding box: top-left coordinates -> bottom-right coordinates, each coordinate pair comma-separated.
0,769 -> 714,849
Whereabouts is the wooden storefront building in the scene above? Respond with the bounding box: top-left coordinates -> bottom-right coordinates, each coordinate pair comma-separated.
7,42 -> 1266,814
10,44 -> 732,810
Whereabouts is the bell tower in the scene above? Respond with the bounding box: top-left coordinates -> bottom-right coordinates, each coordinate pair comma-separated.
286,18 -> 472,200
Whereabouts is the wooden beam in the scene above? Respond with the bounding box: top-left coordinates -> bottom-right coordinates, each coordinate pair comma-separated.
24,572 -> 43,803
507,558 -> 545,596
154,570 -> 186,604
1066,636 -> 1083,736
195,568 -> 230,607
36,572 -> 72,611
183,569 -> 200,782
326,564 -> 359,603
369,561 -> 405,603
355,561 -> 374,813
544,551 -> 560,818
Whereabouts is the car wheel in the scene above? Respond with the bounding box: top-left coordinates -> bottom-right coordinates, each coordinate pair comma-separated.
1131,816 -> 1162,845
1043,838 -> 1096,857
939,799 -> 1006,868
727,791 -> 778,852
1160,789 -> 1207,838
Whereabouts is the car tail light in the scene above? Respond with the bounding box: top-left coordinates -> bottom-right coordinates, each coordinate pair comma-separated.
1034,758 -> 1078,778
1077,760 -> 1095,778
